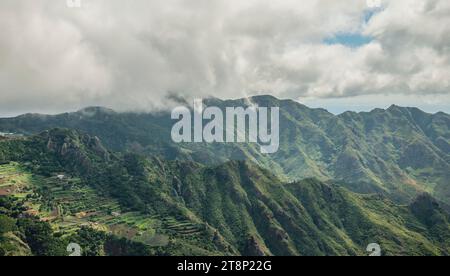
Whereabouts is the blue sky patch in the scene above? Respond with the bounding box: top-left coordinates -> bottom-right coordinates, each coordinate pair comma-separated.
364,9 -> 380,23
323,8 -> 383,48
324,33 -> 373,48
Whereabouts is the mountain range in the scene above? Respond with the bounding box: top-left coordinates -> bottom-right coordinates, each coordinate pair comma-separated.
0,96 -> 449,256
1,96 -> 448,204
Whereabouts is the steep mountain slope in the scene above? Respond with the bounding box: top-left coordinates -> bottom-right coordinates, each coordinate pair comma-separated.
0,96 -> 448,205
1,130 -> 449,256
337,106 -> 450,203
172,160 -> 450,256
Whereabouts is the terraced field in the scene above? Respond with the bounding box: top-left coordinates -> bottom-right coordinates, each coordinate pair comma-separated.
0,162 -> 34,197
0,163 -> 206,248
163,217 -> 203,236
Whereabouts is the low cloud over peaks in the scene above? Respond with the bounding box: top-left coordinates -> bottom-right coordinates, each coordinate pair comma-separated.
0,0 -> 449,116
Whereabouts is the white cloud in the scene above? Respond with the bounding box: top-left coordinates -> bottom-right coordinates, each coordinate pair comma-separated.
0,0 -> 448,115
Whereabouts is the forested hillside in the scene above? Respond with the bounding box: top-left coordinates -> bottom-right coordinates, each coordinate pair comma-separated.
1,96 -> 448,205
1,129 -> 449,256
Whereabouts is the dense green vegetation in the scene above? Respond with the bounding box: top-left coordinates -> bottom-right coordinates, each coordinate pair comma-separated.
0,196 -> 64,256
1,96 -> 448,205
0,196 -> 161,256
1,128 -> 449,256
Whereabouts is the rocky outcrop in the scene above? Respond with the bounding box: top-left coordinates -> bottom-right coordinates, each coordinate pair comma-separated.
40,128 -> 111,174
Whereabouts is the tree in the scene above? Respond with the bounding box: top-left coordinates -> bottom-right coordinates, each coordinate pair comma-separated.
17,218 -> 66,256
0,215 -> 16,235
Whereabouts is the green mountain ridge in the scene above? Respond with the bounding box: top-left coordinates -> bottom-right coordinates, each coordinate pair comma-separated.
1,129 -> 450,256
0,96 -> 448,205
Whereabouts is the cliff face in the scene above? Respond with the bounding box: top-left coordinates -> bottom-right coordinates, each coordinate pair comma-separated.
41,129 -> 110,174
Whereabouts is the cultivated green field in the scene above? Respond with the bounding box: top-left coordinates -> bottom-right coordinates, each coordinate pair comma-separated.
0,163 -> 204,249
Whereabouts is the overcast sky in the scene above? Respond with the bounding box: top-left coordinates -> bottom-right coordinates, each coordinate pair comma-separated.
0,0 -> 449,116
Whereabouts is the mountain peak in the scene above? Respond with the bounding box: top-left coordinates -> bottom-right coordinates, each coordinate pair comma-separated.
249,94 -> 280,102
38,128 -> 110,164
77,106 -> 115,115
387,104 -> 405,111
